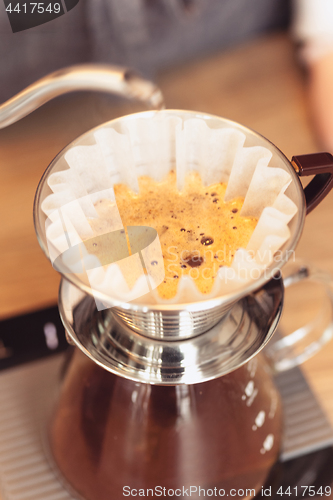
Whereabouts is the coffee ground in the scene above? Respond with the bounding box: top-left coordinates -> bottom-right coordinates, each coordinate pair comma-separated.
88,171 -> 257,299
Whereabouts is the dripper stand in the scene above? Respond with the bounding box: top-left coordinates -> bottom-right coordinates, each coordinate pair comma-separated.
59,276 -> 283,385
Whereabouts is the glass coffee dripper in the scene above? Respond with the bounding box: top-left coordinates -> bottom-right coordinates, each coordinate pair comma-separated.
2,65 -> 333,500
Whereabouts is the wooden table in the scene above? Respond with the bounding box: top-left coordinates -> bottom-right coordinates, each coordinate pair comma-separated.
0,31 -> 333,459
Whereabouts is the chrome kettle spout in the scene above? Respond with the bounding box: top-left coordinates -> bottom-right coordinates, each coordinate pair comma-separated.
0,64 -> 165,129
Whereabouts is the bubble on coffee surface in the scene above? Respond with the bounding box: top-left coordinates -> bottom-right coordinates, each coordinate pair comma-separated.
87,171 -> 258,300
201,236 -> 214,246
182,252 -> 205,268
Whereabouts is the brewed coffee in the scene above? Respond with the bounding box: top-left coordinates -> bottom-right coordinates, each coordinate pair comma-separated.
87,171 -> 258,299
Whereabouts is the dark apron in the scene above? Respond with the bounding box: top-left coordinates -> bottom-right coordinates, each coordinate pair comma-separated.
0,0 -> 291,101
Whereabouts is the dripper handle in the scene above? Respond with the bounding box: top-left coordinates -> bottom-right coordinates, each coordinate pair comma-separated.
292,153 -> 333,214
265,260 -> 333,372
0,64 -> 164,129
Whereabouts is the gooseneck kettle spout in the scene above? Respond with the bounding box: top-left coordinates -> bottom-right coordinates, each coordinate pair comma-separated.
0,64 -> 165,129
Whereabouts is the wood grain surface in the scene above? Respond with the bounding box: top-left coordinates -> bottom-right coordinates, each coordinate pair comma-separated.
0,32 -> 333,469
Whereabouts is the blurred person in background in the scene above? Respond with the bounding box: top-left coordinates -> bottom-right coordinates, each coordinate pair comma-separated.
0,0 -> 333,150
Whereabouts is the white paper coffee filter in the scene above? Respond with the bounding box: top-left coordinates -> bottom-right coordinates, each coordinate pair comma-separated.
41,114 -> 297,306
